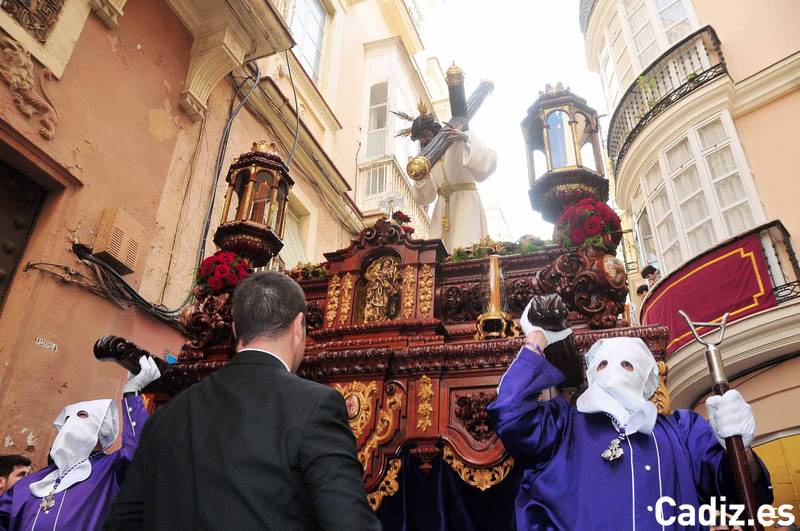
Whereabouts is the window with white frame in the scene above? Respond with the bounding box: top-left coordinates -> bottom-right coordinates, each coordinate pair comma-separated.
365,82 -> 389,159
631,113 -> 760,273
291,0 -> 327,82
597,0 -> 696,112
279,207 -> 309,269
364,164 -> 387,197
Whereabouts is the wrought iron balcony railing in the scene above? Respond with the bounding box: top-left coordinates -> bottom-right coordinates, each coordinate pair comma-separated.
607,26 -> 727,171
640,220 -> 800,356
356,156 -> 431,238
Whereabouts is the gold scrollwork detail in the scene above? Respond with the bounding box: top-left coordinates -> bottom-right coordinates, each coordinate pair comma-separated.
367,458 -> 402,512
338,272 -> 354,325
334,380 -> 377,439
325,274 -> 340,328
442,446 -> 514,491
651,360 -> 671,414
418,264 -> 433,317
415,375 -> 434,432
357,389 -> 404,471
401,265 -> 417,319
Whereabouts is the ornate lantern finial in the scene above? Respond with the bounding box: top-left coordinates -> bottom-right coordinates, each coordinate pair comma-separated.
214,141 -> 295,266
522,86 -> 608,222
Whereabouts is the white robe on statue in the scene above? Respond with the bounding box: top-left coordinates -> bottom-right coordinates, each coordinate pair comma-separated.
410,131 -> 497,251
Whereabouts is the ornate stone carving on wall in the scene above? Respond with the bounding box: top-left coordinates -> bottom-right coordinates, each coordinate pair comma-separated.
0,35 -> 58,139
454,391 -> 496,442
2,0 -> 65,44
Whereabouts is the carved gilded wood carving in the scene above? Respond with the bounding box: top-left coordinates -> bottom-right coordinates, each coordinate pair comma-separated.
366,458 -> 401,511
357,385 -> 404,471
651,360 -> 671,414
334,380 -> 377,439
324,274 -> 340,328
338,272 -> 353,325
400,265 -> 416,319
415,375 -> 434,432
442,446 -> 514,491
418,264 -> 433,317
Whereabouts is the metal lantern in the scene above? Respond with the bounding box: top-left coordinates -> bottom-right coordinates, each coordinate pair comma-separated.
522,83 -> 608,222
214,141 -> 294,267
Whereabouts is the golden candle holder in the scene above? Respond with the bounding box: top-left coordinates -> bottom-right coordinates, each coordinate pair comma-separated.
475,254 -> 521,340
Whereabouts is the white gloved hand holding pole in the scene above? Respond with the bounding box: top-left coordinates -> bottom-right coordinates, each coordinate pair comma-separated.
519,298 -> 573,347
123,355 -> 161,394
705,389 -> 756,448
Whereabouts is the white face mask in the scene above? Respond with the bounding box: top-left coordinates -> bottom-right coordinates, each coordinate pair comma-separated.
30,399 -> 118,497
576,338 -> 660,435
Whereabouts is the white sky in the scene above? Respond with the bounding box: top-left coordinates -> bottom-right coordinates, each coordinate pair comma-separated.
421,0 -> 607,241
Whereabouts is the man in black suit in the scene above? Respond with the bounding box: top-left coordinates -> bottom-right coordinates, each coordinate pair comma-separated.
105,271 -> 382,530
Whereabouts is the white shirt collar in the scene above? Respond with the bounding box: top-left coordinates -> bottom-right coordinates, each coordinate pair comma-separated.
238,348 -> 291,372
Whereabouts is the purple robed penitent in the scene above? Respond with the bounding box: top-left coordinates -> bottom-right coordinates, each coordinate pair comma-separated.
0,395 -> 149,531
488,347 -> 772,531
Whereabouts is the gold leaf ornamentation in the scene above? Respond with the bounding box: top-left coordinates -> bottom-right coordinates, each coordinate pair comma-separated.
324,274 -> 340,328
651,360 -> 671,414
401,265 -> 417,319
334,380 -> 378,439
338,272 -> 354,325
367,458 -> 402,511
442,446 -> 514,491
418,264 -> 433,317
358,389 -> 404,471
415,375 -> 434,432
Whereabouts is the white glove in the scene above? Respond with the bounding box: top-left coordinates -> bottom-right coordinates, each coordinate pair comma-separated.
123,356 -> 161,394
520,299 -> 573,347
705,389 -> 755,448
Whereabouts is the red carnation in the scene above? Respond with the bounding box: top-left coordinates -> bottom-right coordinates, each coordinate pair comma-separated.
207,276 -> 223,292
583,215 -> 603,236
570,227 -> 586,245
401,225 -> 415,235
215,264 -> 232,278
217,252 -> 235,264
577,197 -> 595,206
223,269 -> 238,285
236,264 -> 249,279
392,210 -> 411,223
199,259 -> 214,277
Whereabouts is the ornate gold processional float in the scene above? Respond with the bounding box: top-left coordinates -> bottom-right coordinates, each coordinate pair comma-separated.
95,86 -> 672,529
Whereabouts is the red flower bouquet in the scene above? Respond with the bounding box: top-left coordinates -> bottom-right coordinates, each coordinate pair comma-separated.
196,251 -> 252,294
392,210 -> 412,223
555,197 -> 622,251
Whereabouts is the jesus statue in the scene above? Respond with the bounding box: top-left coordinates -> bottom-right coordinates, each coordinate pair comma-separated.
396,101 -> 497,251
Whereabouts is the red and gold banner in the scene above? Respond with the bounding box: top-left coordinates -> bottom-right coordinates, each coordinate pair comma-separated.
641,233 -> 776,356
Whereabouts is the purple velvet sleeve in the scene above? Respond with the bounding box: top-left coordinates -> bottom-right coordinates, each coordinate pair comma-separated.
119,394 -> 149,462
487,347 -> 570,468
0,489 -> 10,531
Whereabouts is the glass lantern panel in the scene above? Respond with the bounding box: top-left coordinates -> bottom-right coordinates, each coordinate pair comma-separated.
546,110 -> 576,169
532,149 -> 547,179
580,142 -> 598,171
250,171 -> 275,225
232,170 -> 249,220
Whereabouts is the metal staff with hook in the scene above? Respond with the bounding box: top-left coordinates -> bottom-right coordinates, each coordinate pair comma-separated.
678,311 -> 763,531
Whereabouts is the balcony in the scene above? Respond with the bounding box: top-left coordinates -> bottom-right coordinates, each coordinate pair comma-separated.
356,156 -> 431,238
639,221 -> 800,406
607,26 -> 727,171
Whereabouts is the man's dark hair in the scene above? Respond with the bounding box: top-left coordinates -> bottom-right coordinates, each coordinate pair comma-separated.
411,115 -> 441,141
641,265 -> 658,278
232,271 -> 306,345
0,455 -> 31,478
636,284 -> 649,295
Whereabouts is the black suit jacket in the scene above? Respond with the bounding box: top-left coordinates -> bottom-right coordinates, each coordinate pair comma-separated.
105,350 -> 382,531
